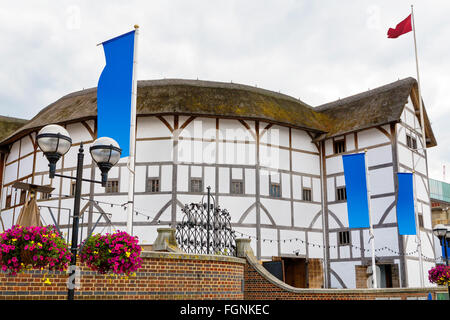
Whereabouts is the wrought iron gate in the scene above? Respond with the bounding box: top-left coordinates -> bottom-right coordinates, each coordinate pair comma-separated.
175,187 -> 236,256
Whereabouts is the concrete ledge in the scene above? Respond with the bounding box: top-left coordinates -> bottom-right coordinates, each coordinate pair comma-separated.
238,238 -> 442,296
245,250 -> 444,295
152,228 -> 182,252
141,250 -> 246,265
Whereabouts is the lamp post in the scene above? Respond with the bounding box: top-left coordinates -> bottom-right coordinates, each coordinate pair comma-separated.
432,224 -> 450,298
36,124 -> 121,300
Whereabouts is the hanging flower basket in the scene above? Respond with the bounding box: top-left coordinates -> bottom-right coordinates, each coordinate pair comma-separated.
79,231 -> 142,276
428,265 -> 450,286
20,249 -> 34,264
0,225 -> 71,275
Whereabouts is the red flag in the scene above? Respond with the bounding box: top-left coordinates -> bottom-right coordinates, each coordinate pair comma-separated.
387,14 -> 412,38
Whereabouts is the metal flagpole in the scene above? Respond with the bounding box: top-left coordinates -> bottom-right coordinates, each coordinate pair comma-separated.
126,25 -> 139,235
319,143 -> 329,288
412,170 -> 425,287
411,6 -> 427,150
411,5 -> 426,287
364,149 -> 377,288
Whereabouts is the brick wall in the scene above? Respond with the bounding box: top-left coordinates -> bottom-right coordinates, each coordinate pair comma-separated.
244,257 -> 440,300
235,238 -> 442,300
0,238 -> 444,300
355,265 -> 369,289
0,251 -> 245,300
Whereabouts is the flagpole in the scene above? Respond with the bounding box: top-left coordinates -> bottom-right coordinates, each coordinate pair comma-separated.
412,170 -> 425,287
411,6 -> 427,150
411,5 -> 426,287
126,25 -> 139,235
364,149 -> 378,288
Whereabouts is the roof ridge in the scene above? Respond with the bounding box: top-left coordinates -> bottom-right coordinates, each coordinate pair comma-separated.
137,78 -> 313,108
57,78 -> 313,109
0,115 -> 28,122
315,77 -> 416,111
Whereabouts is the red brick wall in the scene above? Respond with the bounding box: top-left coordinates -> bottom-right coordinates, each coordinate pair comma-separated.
355,265 -> 369,289
244,260 -> 439,300
0,252 -> 245,300
0,249 -> 442,300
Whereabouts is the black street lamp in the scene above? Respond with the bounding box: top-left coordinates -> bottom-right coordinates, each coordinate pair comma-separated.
432,224 -> 450,298
36,124 -> 121,300
36,124 -> 72,178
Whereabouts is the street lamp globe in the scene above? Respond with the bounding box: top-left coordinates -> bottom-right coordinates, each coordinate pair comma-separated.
89,137 -> 121,186
36,124 -> 72,178
433,224 -> 448,239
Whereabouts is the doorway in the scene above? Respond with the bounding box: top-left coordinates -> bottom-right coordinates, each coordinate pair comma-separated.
379,264 -> 393,288
262,256 -> 308,288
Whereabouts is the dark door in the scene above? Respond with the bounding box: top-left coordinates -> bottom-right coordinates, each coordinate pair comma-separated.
283,258 -> 307,288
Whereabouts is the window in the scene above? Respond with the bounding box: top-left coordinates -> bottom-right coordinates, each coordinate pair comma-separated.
270,183 -> 281,198
231,180 -> 244,194
302,188 -> 312,202
190,179 -> 203,193
418,214 -> 424,228
41,185 -> 51,200
337,187 -> 347,201
147,178 -> 160,193
105,179 -> 119,193
19,190 -> 26,204
5,195 -> 11,209
338,231 -> 351,246
333,139 -> 346,154
70,181 -> 76,196
406,134 -> 417,150
41,192 -> 51,200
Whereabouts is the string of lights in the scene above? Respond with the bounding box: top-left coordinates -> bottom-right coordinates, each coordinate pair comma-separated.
40,193 -> 445,262
234,230 -> 444,262
47,193 -> 162,224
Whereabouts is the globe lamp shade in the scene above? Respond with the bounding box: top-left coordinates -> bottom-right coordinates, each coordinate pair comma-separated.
89,137 -> 121,186
433,224 -> 448,239
36,124 -> 72,178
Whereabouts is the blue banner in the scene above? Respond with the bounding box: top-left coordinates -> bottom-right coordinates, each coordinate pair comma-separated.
342,153 -> 370,228
396,173 -> 416,235
97,30 -> 135,158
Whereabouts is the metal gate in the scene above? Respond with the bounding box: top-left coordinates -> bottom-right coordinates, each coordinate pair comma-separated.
175,187 -> 236,256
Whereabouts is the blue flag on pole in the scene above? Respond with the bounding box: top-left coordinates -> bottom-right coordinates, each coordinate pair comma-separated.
342,153 -> 370,228
396,173 -> 416,235
97,30 -> 136,158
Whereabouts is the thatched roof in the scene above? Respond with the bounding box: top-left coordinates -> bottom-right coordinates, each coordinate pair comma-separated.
0,115 -> 27,143
0,79 -> 331,145
0,77 -> 436,148
315,77 -> 436,147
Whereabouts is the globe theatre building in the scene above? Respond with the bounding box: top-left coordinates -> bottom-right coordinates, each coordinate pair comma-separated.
0,77 -> 438,289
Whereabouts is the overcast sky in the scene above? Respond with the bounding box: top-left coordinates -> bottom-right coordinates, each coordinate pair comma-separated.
0,0 -> 449,180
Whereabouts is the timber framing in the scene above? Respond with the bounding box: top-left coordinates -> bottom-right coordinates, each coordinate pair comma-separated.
0,77 -> 438,289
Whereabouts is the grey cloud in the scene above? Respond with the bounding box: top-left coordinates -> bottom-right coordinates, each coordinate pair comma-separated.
0,0 -> 449,180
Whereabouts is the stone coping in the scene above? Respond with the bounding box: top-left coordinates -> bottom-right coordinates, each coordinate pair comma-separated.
140,250 -> 246,265
244,251 -> 443,295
